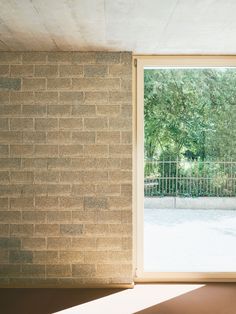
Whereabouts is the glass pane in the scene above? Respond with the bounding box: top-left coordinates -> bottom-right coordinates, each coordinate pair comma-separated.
144,68 -> 236,272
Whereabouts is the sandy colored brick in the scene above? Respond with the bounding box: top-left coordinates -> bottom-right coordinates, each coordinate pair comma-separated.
59,196 -> 83,209
109,64 -> 131,77
34,224 -> 59,236
84,196 -> 108,210
47,104 -> 71,116
47,78 -> 71,90
34,92 -> 58,105
72,131 -> 95,143
96,105 -> 120,116
108,196 -> 131,210
21,264 -> 45,277
71,184 -> 95,195
0,145 -> 9,157
71,238 -> 96,250
59,65 -> 83,77
96,52 -> 120,64
84,144 -> 108,157
97,211 -> 122,223
10,65 -> 34,77
22,52 -> 47,64
84,65 -> 108,77
0,171 -> 9,183
72,264 -> 95,277
96,264 -> 132,277
10,145 -> 34,156
35,196 -> 58,209
72,52 -> 96,64
10,224 -> 34,237
73,78 -> 120,91
0,225 -> 9,236
0,65 -> 10,76
59,118 -> 83,130
47,211 -> 71,223
109,91 -> 132,103
46,264 -> 71,277
84,224 -> 109,235
109,117 -> 131,130
0,238 -> 21,249
35,65 -> 58,77
22,78 -> 46,91
10,92 -> 34,105
47,237 -> 71,250
33,251 -> 58,264
96,131 -> 120,144
59,251 -> 84,263
22,211 -> 46,223
10,197 -> 34,209
109,144 -> 132,156
0,131 -> 22,143
59,144 -> 83,157
10,118 -> 33,130
0,158 -> 21,169
34,145 -> 58,157
60,171 -> 82,183
59,91 -> 83,104
0,118 -> 9,130
48,52 -> 72,64
84,91 -> 109,103
0,198 -> 8,210
35,118 -> 58,130
34,171 -> 59,183
84,117 -> 108,130
22,238 -> 46,250
96,237 -> 122,250
60,224 -> 83,236
22,158 -> 47,169
47,131 -> 71,143
72,104 -> 95,116
22,104 -> 46,116
109,170 -> 132,183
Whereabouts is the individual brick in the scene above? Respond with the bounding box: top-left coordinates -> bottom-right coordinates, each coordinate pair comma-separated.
59,91 -> 83,104
35,196 -> 58,209
47,211 -> 71,223
0,52 -> 21,64
22,78 -> 46,91
48,52 -> 72,64
47,78 -> 71,90
10,92 -> 33,104
0,132 -> 22,143
0,250 -> 9,263
47,105 -> 71,116
84,196 -> 108,210
22,158 -> 47,169
59,65 -> 83,77
0,105 -> 21,116
109,170 -> 132,183
46,131 -> 71,143
34,92 -> 58,105
22,105 -> 47,116
0,118 -> 9,130
97,211 -> 122,223
9,251 -> 33,263
96,52 -> 121,64
96,131 -> 120,144
59,118 -> 83,130
72,78 -> 120,91
23,131 -> 46,144
0,158 -> 21,169
0,198 -> 8,210
0,171 -> 9,183
84,145 -> 108,157
96,105 -> 120,116
71,238 -> 96,250
46,265 -> 71,277
72,264 -> 95,277
59,251 -> 83,263
35,118 -> 58,130
72,211 -> 96,223
34,145 -> 58,157
72,104 -> 95,116
11,171 -> 33,183
59,197 -> 83,209
0,78 -> 21,91
47,237 -> 71,250
0,265 -> 21,276
10,145 -> 34,156
71,184 -> 95,195
10,118 -> 33,130
72,132 -> 95,143
108,196 -> 131,210
35,65 -> 58,77
34,224 -> 59,236
84,117 -> 108,130
59,145 -> 83,157
33,251 -> 58,264
84,65 -> 108,77
109,91 -> 132,103
0,91 -> 9,103
121,131 -> 132,144
0,145 -> 9,157
72,52 -> 96,64
22,211 -> 46,223
0,65 -> 9,77
109,64 -> 131,77
0,225 -> 9,236
96,237 -> 122,250
10,224 -> 34,237
34,171 -> 59,183
47,157 -> 71,169
21,264 -> 45,277
60,224 -> 83,236
22,238 -> 46,250
109,117 -> 131,130
84,91 -> 109,104
10,197 -> 33,210
22,52 -> 47,64
96,264 -> 132,277
0,238 -> 21,249
109,144 -> 132,156
10,65 -> 34,77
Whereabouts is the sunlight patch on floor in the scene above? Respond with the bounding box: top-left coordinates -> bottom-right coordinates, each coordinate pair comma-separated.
54,284 -> 204,314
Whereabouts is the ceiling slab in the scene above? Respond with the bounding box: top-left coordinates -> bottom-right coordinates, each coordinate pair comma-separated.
0,0 -> 236,54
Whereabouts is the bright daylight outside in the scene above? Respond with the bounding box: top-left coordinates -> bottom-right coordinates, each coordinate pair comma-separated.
144,67 -> 236,272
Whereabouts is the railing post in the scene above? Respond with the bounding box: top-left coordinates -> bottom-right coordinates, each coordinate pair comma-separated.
176,157 -> 178,196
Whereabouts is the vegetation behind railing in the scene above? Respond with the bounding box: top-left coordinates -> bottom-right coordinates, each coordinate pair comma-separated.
144,159 -> 236,197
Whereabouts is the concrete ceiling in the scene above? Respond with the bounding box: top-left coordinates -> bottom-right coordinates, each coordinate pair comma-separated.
0,0 -> 236,54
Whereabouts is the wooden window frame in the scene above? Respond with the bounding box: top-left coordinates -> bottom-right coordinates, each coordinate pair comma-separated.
133,55 -> 236,282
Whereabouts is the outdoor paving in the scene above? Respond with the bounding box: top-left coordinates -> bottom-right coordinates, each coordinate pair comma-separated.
144,208 -> 236,272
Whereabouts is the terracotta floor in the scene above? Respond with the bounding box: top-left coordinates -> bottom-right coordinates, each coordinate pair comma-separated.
1,284 -> 236,314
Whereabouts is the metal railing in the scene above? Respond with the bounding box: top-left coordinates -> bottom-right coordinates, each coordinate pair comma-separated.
144,159 -> 236,197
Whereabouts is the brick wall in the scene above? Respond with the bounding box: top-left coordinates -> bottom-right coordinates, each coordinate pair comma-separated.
0,52 -> 133,287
